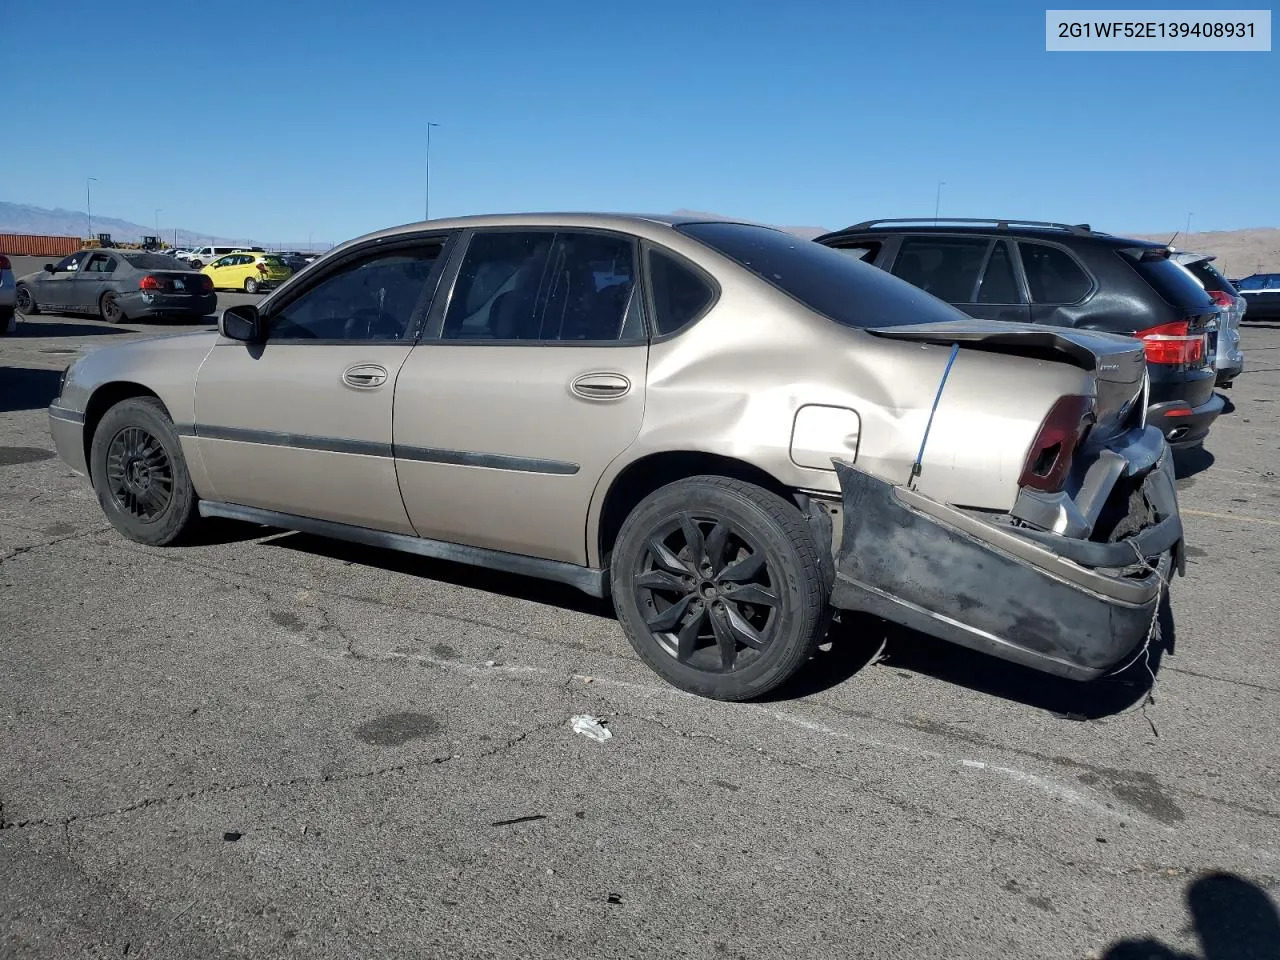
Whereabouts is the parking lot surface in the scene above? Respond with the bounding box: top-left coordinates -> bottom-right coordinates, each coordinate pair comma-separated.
2,308 -> 1278,959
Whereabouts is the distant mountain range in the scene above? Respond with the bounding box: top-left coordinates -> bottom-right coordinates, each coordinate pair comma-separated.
4,201 -> 1275,276
0,202 -> 326,251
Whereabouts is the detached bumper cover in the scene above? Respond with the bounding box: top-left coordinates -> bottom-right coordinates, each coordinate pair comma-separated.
829,455 -> 1184,681
48,403 -> 87,475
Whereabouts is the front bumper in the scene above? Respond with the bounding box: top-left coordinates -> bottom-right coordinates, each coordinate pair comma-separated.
829,448 -> 1183,681
48,403 -> 88,476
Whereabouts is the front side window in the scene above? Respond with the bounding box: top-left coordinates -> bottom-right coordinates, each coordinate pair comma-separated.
890,236 -> 990,303
268,244 -> 443,341
442,230 -> 641,342
1019,242 -> 1092,304
54,252 -> 88,272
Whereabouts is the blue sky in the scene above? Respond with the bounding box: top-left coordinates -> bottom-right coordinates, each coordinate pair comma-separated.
9,0 -> 1277,244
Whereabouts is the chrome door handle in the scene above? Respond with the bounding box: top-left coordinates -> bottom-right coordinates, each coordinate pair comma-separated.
342,364 -> 388,389
570,372 -> 631,401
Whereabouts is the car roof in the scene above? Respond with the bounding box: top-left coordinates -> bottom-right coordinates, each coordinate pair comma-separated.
349,212 -> 773,246
816,218 -> 1169,250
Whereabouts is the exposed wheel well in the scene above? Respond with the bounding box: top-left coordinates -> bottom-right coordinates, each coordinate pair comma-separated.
597,451 -> 795,564
82,383 -> 166,475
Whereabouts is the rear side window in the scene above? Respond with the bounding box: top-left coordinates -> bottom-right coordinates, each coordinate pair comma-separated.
647,248 -> 715,335
1120,249 -> 1214,310
1184,260 -> 1234,294
1018,242 -> 1091,304
677,222 -> 966,329
890,236 -> 990,302
124,253 -> 186,270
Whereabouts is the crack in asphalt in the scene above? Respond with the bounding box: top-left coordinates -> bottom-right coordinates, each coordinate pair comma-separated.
0,524 -> 112,564
0,720 -> 561,837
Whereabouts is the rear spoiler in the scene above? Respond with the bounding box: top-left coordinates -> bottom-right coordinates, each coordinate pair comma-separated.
866,326 -> 1100,372
1119,246 -> 1174,263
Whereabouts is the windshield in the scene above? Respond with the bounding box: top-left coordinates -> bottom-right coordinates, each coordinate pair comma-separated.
676,222 -> 968,329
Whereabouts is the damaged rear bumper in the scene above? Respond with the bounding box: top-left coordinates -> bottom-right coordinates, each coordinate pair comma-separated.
828,450 -> 1184,681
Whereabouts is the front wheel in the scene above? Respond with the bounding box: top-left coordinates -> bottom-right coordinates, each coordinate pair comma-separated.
89,397 -> 199,546
16,285 -> 39,315
189,260 -> 203,270
244,277 -> 259,294
610,476 -> 830,701
99,291 -> 125,324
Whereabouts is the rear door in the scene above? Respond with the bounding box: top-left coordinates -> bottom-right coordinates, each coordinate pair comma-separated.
1017,240 -> 1097,328
888,234 -> 1031,323
393,228 -> 648,565
70,252 -> 118,310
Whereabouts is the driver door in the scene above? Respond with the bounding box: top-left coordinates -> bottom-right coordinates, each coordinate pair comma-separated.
192,234 -> 455,533
35,251 -> 89,312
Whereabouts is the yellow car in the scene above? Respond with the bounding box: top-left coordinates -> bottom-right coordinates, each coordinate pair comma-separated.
202,252 -> 292,294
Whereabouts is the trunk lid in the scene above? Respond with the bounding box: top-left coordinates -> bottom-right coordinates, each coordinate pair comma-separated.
147,271 -> 209,294
867,318 -> 1148,435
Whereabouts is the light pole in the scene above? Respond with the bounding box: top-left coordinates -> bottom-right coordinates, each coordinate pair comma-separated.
934,180 -> 946,224
86,177 -> 99,238
425,121 -> 440,221
1185,212 -> 1193,235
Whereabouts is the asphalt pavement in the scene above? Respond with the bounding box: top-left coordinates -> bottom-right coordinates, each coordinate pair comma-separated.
2,309 -> 1278,959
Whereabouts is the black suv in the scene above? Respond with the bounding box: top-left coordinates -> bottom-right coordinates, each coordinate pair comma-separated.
814,219 -> 1224,448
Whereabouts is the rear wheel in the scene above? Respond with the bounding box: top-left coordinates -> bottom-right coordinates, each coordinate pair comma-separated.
99,291 -> 124,324
244,277 -> 259,294
610,476 -> 830,701
89,397 -> 199,546
189,260 -> 203,269
15,285 -> 38,315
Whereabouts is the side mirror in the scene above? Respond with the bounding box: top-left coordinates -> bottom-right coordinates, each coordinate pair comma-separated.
44,263 -> 55,273
219,304 -> 264,343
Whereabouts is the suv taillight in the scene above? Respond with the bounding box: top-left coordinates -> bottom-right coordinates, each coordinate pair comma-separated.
1019,395 -> 1094,493
138,275 -> 161,290
1207,290 -> 1233,308
1136,320 -> 1205,365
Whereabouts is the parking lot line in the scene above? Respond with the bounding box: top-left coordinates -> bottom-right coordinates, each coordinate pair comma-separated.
1182,508 -> 1280,526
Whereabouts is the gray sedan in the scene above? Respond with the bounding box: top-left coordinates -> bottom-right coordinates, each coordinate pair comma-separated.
16,249 -> 218,324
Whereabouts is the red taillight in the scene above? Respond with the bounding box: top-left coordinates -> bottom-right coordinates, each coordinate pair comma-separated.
1207,290 -> 1233,308
256,262 -> 267,273
1136,320 -> 1204,366
0,254 -> 11,270
1019,395 -> 1094,493
138,275 -> 161,290
198,275 -> 214,293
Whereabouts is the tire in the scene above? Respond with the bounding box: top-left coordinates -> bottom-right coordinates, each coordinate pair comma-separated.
244,277 -> 259,294
610,476 -> 830,701
15,285 -> 39,315
189,260 -> 203,270
89,397 -> 199,546
99,290 -> 125,324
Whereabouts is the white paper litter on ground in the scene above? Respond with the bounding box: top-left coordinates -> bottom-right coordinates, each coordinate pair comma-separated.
569,715 -> 613,742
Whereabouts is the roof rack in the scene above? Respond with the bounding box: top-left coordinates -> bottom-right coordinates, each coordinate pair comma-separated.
843,218 -> 1097,235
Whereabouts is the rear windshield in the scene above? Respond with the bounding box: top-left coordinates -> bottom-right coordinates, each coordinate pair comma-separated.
261,255 -> 285,265
1121,250 -> 1215,312
1184,260 -> 1236,295
123,253 -> 189,270
676,222 -> 968,328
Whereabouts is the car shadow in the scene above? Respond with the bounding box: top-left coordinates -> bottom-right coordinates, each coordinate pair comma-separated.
769,595 -> 1175,717
14,319 -> 129,337
260,530 -> 614,618
1103,871 -> 1280,959
1174,445 -> 1216,480
1218,393 -> 1236,415
0,366 -> 64,413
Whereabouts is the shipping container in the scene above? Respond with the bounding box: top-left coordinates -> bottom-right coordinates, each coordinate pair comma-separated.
0,233 -> 83,257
